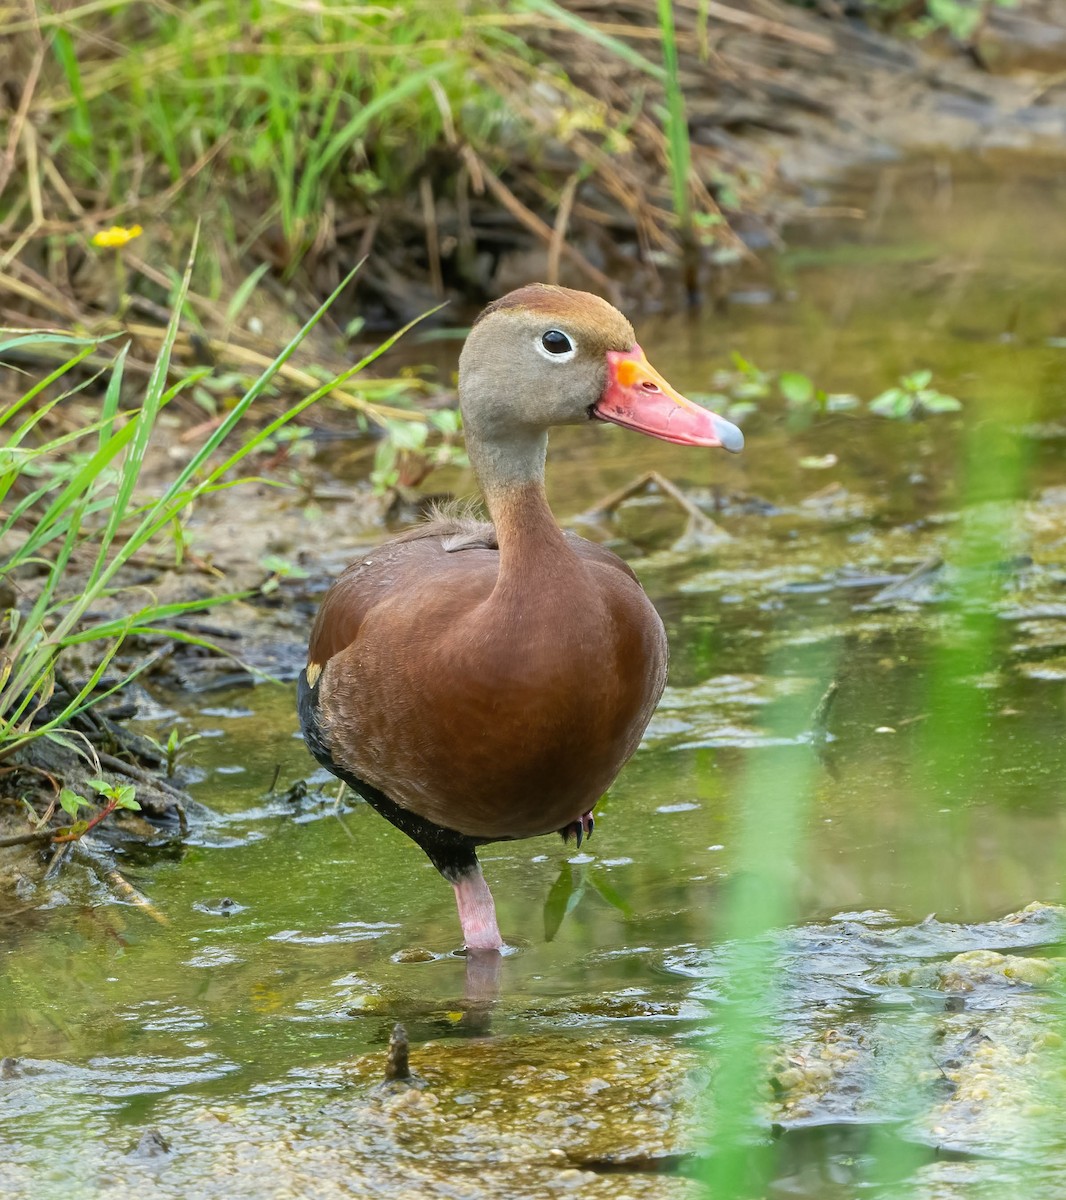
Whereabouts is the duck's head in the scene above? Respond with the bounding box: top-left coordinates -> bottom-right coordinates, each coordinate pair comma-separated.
458,284 -> 744,465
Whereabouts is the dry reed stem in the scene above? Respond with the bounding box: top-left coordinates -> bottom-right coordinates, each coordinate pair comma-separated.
0,39 -> 44,202
460,146 -> 620,301
119,323 -> 425,424
547,174 -> 580,286
420,176 -> 444,299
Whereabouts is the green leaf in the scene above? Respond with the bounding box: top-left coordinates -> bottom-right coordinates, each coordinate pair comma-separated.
543,864 -> 587,942
428,409 -> 462,435
59,788 -> 88,816
224,263 -> 271,325
919,391 -> 963,413
114,786 -> 140,811
904,369 -> 933,391
260,554 -> 310,579
387,420 -> 429,453
779,372 -> 815,408
825,392 -> 860,412
587,870 -> 633,918
725,401 -> 757,422
52,30 -> 91,148
869,389 -> 914,420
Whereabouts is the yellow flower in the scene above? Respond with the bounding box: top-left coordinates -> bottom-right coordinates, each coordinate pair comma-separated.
91,224 -> 143,249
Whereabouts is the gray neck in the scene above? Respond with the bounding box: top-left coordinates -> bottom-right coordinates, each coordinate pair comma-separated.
465,425 -> 576,581
467,425 -> 548,508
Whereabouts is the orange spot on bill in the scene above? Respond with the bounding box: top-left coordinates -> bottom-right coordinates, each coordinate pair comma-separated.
616,360 -> 639,387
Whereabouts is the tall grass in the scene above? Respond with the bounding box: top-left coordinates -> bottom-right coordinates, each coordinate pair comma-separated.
0,252 -> 427,763
15,1 -> 521,279
698,385 -> 1063,1193
4,0 -> 708,318
656,0 -> 693,242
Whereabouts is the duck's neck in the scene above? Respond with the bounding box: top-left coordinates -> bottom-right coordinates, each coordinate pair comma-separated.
468,428 -> 574,580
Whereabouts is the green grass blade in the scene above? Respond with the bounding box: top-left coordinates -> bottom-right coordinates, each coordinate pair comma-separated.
98,341 -> 127,451
517,0 -> 665,79
297,63 -> 452,221
14,418 -> 139,562
51,29 -> 92,148
0,343 -> 98,431
224,263 -> 271,325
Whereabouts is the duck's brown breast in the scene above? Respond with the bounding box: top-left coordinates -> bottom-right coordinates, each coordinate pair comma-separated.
313,536 -> 666,840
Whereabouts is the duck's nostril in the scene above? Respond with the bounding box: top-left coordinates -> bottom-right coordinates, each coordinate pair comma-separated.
641,381 -> 660,392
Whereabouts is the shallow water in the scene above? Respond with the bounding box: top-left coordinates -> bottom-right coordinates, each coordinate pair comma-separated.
3,155 -> 1066,1198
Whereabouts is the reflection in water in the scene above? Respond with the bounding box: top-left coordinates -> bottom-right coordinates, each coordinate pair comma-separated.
460,949 -> 503,1029
3,156 -> 1066,1198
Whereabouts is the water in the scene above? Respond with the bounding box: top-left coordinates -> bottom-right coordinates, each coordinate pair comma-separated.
3,155 -> 1066,1197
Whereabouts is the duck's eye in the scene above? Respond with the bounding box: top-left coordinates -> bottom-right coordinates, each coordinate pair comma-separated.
541,330 -> 573,355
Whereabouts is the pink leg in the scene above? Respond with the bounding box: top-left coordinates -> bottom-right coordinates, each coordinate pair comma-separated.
452,867 -> 503,952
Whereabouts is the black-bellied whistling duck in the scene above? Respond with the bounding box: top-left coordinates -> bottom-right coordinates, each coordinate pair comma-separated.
298,284 -> 742,952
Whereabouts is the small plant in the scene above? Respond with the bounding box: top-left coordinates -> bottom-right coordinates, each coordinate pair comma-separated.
908,0 -> 1017,41
855,0 -> 1018,42
0,255 -> 432,768
55,778 -> 140,843
869,370 -> 963,420
260,555 -> 311,598
141,726 -> 206,777
693,356 -> 959,427
370,408 -> 466,494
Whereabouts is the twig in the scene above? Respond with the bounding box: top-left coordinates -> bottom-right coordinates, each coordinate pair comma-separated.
43,841 -> 70,880
419,176 -> 444,299
460,146 -> 620,302
810,679 -> 840,739
102,864 -> 169,925
70,842 -> 170,925
581,470 -> 730,550
2,259 -> 84,322
0,41 -> 45,203
0,829 -> 54,849
592,2 -> 833,54
21,124 -> 44,228
95,750 -> 188,801
547,174 -> 579,286
384,1023 -> 411,1082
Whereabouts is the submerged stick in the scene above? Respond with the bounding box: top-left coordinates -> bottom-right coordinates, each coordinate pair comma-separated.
384,1023 -> 411,1082
73,843 -> 170,926
810,679 -> 840,738
0,829 -> 54,849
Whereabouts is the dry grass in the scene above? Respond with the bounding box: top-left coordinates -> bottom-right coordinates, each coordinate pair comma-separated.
0,0 -> 838,351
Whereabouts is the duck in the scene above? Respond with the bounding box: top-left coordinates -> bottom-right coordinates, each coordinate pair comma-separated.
298,284 -> 742,952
